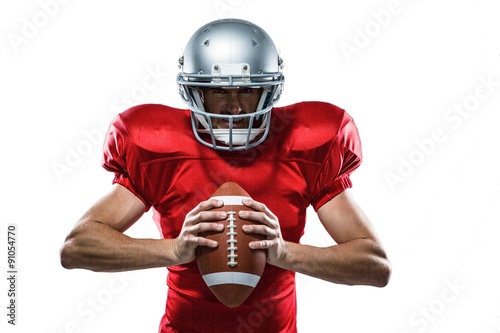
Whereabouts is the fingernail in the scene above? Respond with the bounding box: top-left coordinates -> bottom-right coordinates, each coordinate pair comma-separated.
239,211 -> 247,218
219,212 -> 227,218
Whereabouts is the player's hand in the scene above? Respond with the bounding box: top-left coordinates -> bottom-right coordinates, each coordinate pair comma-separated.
173,199 -> 226,265
239,199 -> 287,266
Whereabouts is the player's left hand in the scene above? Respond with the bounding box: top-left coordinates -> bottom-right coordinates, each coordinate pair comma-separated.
239,199 -> 287,266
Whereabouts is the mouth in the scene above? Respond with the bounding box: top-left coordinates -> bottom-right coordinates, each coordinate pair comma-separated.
216,117 -> 247,129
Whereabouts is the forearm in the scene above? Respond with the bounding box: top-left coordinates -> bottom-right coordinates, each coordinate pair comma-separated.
278,239 -> 391,287
60,220 -> 178,272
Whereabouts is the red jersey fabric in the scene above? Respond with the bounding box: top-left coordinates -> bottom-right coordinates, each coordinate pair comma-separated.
102,101 -> 362,333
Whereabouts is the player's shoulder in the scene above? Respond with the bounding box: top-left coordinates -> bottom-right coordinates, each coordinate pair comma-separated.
108,104 -> 193,151
276,101 -> 355,135
118,103 -> 187,124
286,101 -> 345,113
113,104 -> 189,133
267,101 -> 359,152
277,101 -> 352,126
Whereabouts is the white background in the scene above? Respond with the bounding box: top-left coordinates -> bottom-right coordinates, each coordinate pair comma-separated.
1,0 -> 499,332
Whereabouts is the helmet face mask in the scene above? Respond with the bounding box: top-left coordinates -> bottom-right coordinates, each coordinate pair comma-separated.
177,19 -> 285,151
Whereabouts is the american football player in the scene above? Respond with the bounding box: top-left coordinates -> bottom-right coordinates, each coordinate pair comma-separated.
60,19 -> 391,333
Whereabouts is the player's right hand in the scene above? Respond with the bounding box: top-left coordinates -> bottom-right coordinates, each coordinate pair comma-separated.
172,199 -> 227,265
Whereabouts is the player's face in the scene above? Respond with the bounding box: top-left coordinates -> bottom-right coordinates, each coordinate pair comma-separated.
200,87 -> 263,129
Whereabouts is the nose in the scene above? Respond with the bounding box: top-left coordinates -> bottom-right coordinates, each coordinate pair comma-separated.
226,91 -> 242,115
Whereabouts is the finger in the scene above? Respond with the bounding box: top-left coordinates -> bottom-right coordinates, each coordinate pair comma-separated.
188,199 -> 225,217
198,210 -> 227,222
192,235 -> 219,248
192,221 -> 225,234
180,233 -> 219,249
192,222 -> 225,247
186,199 -> 224,219
248,239 -> 273,250
242,199 -> 277,220
238,210 -> 275,228
241,198 -> 263,210
179,223 -> 225,248
185,209 -> 227,226
241,223 -> 275,236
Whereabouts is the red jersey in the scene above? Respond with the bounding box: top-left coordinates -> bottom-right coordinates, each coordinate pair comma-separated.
102,101 -> 362,333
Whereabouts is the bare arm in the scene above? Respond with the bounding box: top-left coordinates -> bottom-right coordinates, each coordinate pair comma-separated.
282,189 -> 390,287
60,184 -> 226,272
241,189 -> 391,287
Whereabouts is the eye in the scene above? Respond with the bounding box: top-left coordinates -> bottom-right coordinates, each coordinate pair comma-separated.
212,88 -> 227,94
239,88 -> 256,94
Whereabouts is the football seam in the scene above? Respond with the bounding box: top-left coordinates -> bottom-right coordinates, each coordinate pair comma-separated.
226,211 -> 238,266
211,195 -> 251,268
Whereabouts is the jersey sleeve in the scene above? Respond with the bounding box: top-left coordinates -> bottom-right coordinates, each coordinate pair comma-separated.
311,111 -> 362,211
102,114 -> 152,210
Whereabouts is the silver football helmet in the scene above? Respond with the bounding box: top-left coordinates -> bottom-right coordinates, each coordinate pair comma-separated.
177,19 -> 285,150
